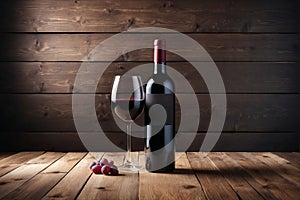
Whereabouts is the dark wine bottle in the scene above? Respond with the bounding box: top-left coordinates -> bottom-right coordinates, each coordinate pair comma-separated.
145,39 -> 175,172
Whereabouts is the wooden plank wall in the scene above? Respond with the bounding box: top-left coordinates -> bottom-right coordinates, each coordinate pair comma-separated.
0,0 -> 299,151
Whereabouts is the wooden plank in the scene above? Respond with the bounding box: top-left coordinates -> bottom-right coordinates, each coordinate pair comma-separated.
26,152 -> 65,164
0,151 -> 45,177
43,152 -> 87,173
0,61 -> 116,94
0,152 -> 65,199
226,152 -> 300,199
0,133 -> 87,152
0,94 -> 298,132
1,132 -> 298,152
77,152 -> 139,200
0,153 -> 15,161
0,62 -> 298,94
213,152 -> 283,199
139,152 -> 206,200
2,152 -> 86,200
0,0 -> 297,12
2,173 -> 65,200
184,132 -> 300,152
42,153 -> 101,200
0,164 -> 55,199
273,152 -> 300,168
207,152 -> 264,200
0,0 -> 297,32
187,152 -> 239,200
0,34 -> 297,62
252,152 -> 300,186
0,152 -> 45,165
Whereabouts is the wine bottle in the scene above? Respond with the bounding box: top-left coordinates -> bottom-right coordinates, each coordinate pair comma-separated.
145,39 -> 175,172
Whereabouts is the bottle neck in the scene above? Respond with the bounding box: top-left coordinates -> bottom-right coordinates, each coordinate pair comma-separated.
154,62 -> 166,74
154,44 -> 166,74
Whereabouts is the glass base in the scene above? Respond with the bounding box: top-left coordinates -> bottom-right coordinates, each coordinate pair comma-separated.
119,162 -> 142,172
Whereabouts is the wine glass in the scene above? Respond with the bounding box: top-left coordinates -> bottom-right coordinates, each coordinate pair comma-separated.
111,75 -> 144,171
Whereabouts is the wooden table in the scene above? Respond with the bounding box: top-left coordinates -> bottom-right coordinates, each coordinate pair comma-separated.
0,152 -> 299,200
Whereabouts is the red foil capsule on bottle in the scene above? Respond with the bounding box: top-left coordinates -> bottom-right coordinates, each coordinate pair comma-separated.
154,39 -> 166,63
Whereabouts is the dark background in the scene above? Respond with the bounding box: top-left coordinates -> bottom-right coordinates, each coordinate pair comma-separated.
0,0 -> 299,151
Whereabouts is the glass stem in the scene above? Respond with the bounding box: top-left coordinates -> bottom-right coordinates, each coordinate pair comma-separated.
126,123 -> 132,164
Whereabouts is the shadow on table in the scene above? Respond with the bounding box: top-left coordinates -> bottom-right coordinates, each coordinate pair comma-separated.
173,165 -> 293,177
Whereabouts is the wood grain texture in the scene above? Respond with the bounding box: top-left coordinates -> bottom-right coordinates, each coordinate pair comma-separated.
207,152 -> 264,200
0,164 -> 51,197
0,0 -> 297,32
1,153 -> 86,200
42,153 -> 97,200
187,152 -> 239,200
0,152 -> 64,199
0,62 -> 298,94
185,132 -> 299,152
274,152 -> 300,168
42,152 -> 86,173
0,34 -> 298,62
252,152 -> 300,186
213,152 -> 285,199
0,94 -> 298,132
0,152 -> 45,166
0,152 -> 300,199
0,132 -> 298,152
0,151 -> 45,177
0,0 -> 298,152
77,152 -> 139,200
2,173 -> 65,200
226,152 -> 300,199
26,152 -> 65,164
139,152 -> 206,200
0,153 -> 14,161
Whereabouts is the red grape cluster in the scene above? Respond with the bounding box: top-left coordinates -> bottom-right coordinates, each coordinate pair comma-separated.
89,158 -> 119,175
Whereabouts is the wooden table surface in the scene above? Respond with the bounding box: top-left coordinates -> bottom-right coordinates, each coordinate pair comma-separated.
0,152 -> 299,200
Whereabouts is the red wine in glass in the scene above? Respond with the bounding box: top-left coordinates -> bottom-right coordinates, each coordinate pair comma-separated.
112,98 -> 144,123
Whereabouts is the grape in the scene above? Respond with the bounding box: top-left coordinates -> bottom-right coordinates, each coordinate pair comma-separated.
108,160 -> 114,166
91,158 -> 119,176
99,158 -> 109,166
89,161 -> 97,170
91,165 -> 102,174
101,165 -> 111,175
111,165 -> 118,169
97,161 -> 105,167
110,167 -> 119,175
109,165 -> 119,175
